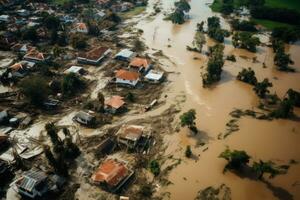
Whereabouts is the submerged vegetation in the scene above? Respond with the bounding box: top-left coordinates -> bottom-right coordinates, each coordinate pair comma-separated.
202,44 -> 225,86
166,0 -> 191,24
207,16 -> 230,43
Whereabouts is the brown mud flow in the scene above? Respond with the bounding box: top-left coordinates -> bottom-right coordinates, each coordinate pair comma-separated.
135,0 -> 300,199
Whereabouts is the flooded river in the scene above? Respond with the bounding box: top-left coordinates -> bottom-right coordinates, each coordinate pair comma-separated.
136,0 -> 300,199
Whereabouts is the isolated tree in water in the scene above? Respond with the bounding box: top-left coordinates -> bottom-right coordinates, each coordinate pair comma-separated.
219,148 -> 250,172
180,109 -> 197,133
253,78 -> 272,98
193,31 -> 206,52
185,145 -> 192,158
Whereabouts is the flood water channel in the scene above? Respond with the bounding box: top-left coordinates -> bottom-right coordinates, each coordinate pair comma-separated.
135,0 -> 300,199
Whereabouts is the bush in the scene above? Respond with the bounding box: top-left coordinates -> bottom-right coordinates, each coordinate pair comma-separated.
19,75 -> 49,107
70,34 -> 87,49
149,160 -> 160,176
219,148 -> 251,172
232,31 -> 260,52
61,73 -> 85,96
237,68 -> 257,85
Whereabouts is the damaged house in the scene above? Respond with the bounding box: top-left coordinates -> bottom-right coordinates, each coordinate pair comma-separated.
116,125 -> 151,150
104,95 -> 126,114
91,158 -> 134,192
129,57 -> 151,74
77,47 -> 111,65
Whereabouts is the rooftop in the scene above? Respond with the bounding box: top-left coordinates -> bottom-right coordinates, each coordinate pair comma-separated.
129,57 -> 150,68
115,69 -> 139,81
105,96 -> 125,109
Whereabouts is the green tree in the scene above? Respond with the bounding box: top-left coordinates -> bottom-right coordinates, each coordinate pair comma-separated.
61,73 -> 84,96
269,98 -> 294,118
174,0 -> 191,12
253,78 -> 272,98
168,10 -> 185,24
252,160 -> 286,179
219,148 -> 251,172
232,32 -> 260,52
138,184 -> 154,198
19,75 -> 49,107
237,68 -> 257,85
70,34 -> 87,49
149,160 -> 160,176
180,109 -> 197,132
192,31 -> 206,52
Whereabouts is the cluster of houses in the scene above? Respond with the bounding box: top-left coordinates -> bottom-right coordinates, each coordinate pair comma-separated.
0,0 -> 162,199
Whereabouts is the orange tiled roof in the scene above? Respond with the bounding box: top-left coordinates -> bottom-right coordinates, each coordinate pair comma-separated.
105,96 -> 125,109
76,22 -> 87,31
115,69 -> 139,81
79,47 -> 109,61
10,63 -> 23,71
24,49 -> 44,61
129,57 -> 150,69
91,159 -> 129,187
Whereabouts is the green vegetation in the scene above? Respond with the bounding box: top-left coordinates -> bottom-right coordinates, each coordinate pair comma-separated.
207,17 -> 230,43
253,160 -> 288,179
62,73 -> 85,96
70,34 -> 87,49
166,0 -> 191,24
253,78 -> 273,98
252,19 -> 293,30
149,160 -> 160,176
219,148 -> 251,172
180,109 -> 197,133
237,68 -> 257,85
232,31 -> 260,52
286,89 -> 300,107
265,0 -> 300,10
202,44 -> 225,86
192,31 -> 206,52
272,40 -> 294,71
19,75 -> 49,107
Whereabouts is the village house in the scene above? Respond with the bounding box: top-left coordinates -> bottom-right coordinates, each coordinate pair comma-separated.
129,57 -> 151,73
74,22 -> 88,34
105,95 -> 126,114
14,170 -> 49,198
115,49 -> 136,61
0,14 -> 9,22
14,169 -> 65,199
145,70 -> 164,83
11,43 -> 34,53
91,158 -> 134,192
116,125 -> 145,149
115,69 -> 140,87
64,66 -> 85,75
24,49 -> 47,63
73,111 -> 96,126
77,47 -> 111,65
17,9 -> 30,17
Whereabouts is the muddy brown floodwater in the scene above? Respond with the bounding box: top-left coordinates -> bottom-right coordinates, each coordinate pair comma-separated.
135,0 -> 300,199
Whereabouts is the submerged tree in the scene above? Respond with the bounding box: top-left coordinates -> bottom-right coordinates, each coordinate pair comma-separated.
269,98 -> 294,119
237,68 -> 257,85
202,44 -> 225,86
253,78 -> 272,98
252,160 -> 288,179
167,0 -> 190,24
192,31 -> 206,52
286,89 -> 300,107
180,109 -> 197,133
232,31 -> 260,52
149,160 -> 160,176
219,148 -> 251,172
207,16 -> 230,42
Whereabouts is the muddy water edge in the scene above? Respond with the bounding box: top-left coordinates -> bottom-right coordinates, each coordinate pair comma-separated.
135,0 -> 300,199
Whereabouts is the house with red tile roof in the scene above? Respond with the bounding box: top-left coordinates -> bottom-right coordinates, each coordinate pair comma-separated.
75,22 -> 88,34
129,57 -> 151,73
105,95 -> 126,114
77,47 -> 111,65
24,49 -> 47,63
91,158 -> 134,192
116,125 -> 145,149
115,69 -> 139,87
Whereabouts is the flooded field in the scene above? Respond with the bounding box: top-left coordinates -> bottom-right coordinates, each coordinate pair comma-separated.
135,0 -> 300,199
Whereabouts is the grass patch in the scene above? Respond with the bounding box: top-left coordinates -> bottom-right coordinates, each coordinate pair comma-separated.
119,6 -> 146,20
265,0 -> 300,10
252,19 -> 294,30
